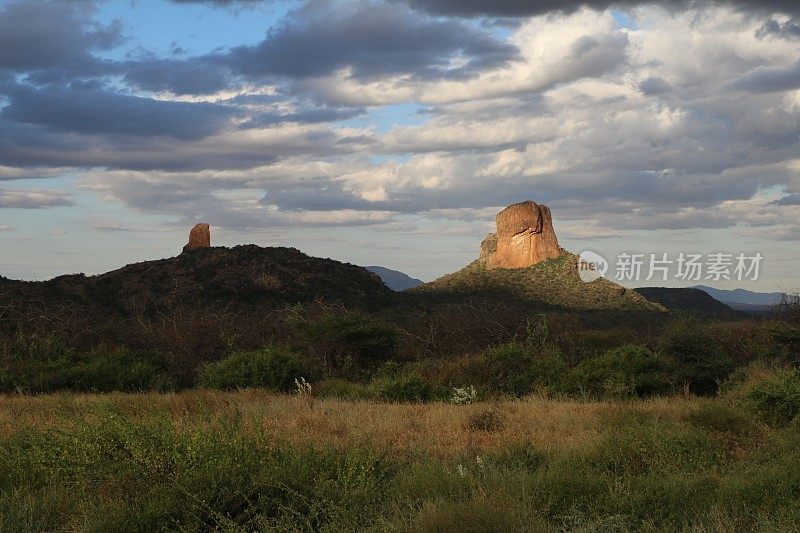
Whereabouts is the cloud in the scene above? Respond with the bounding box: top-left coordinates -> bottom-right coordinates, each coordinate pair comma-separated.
638,76 -> 672,95
0,83 -> 239,140
122,57 -> 234,96
772,193 -> 800,205
90,221 -> 138,232
756,17 -> 800,40
0,0 -> 122,75
213,0 -> 519,82
729,61 -> 800,93
0,189 -> 73,209
397,0 -> 800,18
1,0 -> 799,251
0,225 -> 16,231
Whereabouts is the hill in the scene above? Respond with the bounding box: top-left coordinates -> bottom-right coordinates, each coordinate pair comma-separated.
414,252 -> 664,313
365,266 -> 424,291
693,285 -> 784,306
634,287 -> 745,319
0,245 -> 394,315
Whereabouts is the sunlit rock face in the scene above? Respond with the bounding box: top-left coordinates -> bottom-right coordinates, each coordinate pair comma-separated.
183,223 -> 210,252
481,201 -> 561,269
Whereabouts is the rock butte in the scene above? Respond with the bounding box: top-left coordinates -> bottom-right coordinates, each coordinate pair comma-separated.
480,201 -> 561,269
183,223 -> 210,252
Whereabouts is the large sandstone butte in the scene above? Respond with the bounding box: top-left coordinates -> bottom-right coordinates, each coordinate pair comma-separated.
480,201 -> 561,269
183,223 -> 210,252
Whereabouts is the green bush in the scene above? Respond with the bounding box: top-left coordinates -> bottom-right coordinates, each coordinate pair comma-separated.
301,310 -> 399,374
659,320 -> 734,395
685,401 -> 760,440
57,350 -> 171,392
198,348 -> 305,391
567,345 -> 673,399
0,342 -> 172,394
482,342 -> 567,397
369,373 -> 433,403
744,370 -> 800,426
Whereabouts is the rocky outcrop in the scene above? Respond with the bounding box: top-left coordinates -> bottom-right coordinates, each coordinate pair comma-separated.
481,201 -> 561,269
183,223 -> 210,252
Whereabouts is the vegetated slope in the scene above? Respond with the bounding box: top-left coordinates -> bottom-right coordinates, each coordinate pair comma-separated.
414,252 -> 665,313
0,245 -> 394,315
365,266 -> 424,291
634,287 -> 746,319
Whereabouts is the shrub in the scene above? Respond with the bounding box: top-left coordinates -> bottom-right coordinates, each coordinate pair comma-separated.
0,343 -> 171,393
685,402 -> 760,440
567,345 -> 673,399
369,373 -> 433,403
59,349 -> 172,392
482,342 -> 567,397
198,347 -> 304,391
744,370 -> 800,426
300,311 -> 399,374
659,320 -> 734,395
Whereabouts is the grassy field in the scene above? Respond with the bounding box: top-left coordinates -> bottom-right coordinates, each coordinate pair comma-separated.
2,390 -> 799,532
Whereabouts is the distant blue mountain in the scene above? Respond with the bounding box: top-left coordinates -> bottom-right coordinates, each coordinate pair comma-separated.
365,266 -> 424,291
692,285 -> 784,306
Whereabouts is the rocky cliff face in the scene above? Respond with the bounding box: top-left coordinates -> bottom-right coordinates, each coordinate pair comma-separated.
480,201 -> 561,269
183,223 -> 210,252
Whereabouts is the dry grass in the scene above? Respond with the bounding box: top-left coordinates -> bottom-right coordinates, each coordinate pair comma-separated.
0,389 -> 696,458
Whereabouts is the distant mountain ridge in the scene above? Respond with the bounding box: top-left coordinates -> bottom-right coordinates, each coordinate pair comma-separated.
365,266 -> 424,291
692,285 -> 784,306
634,287 -> 745,319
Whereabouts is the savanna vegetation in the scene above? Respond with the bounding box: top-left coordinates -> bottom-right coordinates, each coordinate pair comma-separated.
1,250 -> 799,530
2,381 -> 800,532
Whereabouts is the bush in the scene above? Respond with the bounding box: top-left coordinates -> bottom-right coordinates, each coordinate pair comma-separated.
369,373 -> 434,403
567,345 -> 673,399
659,320 -> 734,395
744,370 -> 800,426
300,311 -> 399,374
482,342 -> 567,397
58,349 -> 172,392
685,402 -> 760,440
198,347 -> 304,391
0,342 -> 172,394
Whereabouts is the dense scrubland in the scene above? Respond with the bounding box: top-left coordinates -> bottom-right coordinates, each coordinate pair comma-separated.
1,295 -> 798,402
1,248 -> 799,530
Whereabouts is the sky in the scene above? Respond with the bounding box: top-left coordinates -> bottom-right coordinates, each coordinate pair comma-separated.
0,0 -> 799,291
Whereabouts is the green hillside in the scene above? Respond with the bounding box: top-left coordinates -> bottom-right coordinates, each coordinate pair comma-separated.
415,252 -> 665,313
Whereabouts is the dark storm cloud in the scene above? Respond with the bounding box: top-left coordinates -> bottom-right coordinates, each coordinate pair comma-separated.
397,0 -> 800,18
639,76 -> 672,95
214,0 -> 519,81
729,61 -> 800,93
0,0 -> 122,73
756,18 -> 800,40
121,58 -> 234,96
0,83 -> 238,140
